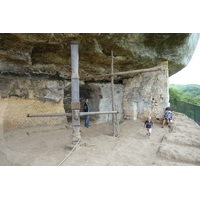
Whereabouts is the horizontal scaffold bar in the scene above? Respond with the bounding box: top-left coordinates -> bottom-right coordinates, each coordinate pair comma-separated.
80,111 -> 118,116
81,66 -> 162,80
27,113 -> 72,117
27,111 -> 118,118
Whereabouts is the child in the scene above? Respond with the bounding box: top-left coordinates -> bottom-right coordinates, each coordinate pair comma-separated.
162,107 -> 173,128
144,116 -> 154,139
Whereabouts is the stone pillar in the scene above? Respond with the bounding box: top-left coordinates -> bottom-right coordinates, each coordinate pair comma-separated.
71,41 -> 81,146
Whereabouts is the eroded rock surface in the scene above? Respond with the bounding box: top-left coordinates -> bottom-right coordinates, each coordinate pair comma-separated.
0,33 -> 199,81
158,112 -> 200,165
123,62 -> 169,120
0,76 -> 67,130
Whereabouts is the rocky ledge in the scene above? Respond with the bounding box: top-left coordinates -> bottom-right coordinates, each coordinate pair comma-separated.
0,33 -> 199,82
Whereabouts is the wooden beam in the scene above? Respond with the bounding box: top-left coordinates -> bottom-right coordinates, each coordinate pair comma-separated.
27,113 -> 72,117
81,66 -> 162,80
80,111 -> 118,116
27,111 -> 118,118
111,50 -> 116,136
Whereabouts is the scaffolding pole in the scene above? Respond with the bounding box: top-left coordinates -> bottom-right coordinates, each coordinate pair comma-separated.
71,41 -> 81,145
27,111 -> 118,118
111,50 -> 116,136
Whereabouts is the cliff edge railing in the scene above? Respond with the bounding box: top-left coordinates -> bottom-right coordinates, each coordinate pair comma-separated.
170,100 -> 200,125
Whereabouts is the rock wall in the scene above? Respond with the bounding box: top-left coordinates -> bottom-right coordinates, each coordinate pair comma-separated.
0,75 -> 66,101
123,62 -> 169,121
0,61 -> 169,130
0,76 -> 67,130
64,62 -> 169,123
93,83 -> 124,123
64,82 -> 124,123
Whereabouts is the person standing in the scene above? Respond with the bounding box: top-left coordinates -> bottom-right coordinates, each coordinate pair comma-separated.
144,116 -> 154,139
84,98 -> 90,128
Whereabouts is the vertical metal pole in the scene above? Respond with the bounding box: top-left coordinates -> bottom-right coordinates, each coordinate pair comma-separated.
71,41 -> 81,146
111,50 -> 116,136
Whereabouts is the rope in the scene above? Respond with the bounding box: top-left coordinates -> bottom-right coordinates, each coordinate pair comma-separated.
57,135 -> 97,166
57,126 -> 103,166
58,139 -> 81,166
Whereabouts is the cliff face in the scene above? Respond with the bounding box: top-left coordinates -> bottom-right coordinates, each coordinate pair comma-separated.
0,33 -> 199,130
0,33 -> 199,81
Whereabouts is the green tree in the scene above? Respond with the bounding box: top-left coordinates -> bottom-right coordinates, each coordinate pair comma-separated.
169,88 -> 182,101
169,86 -> 200,105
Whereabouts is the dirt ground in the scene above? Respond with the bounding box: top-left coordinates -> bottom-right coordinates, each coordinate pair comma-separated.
1,112 -> 200,166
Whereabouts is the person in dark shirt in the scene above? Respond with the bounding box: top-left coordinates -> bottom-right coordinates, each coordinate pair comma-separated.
144,116 -> 154,139
84,98 -> 90,128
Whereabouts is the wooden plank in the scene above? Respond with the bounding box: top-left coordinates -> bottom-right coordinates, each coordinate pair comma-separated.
81,66 -> 162,80
71,102 -> 80,110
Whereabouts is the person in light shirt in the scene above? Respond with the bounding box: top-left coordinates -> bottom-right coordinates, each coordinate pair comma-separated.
162,107 -> 173,128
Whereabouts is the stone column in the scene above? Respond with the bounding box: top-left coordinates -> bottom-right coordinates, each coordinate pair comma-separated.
71,41 -> 81,146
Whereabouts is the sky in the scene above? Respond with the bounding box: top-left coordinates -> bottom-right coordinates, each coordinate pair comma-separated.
169,38 -> 200,85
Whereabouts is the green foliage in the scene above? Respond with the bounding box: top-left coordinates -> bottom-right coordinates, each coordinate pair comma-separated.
169,88 -> 182,101
169,84 -> 200,105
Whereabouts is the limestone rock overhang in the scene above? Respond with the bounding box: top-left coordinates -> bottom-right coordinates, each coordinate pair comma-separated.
0,33 -> 199,83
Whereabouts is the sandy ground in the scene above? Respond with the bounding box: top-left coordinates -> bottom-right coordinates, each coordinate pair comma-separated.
1,112 -> 200,166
